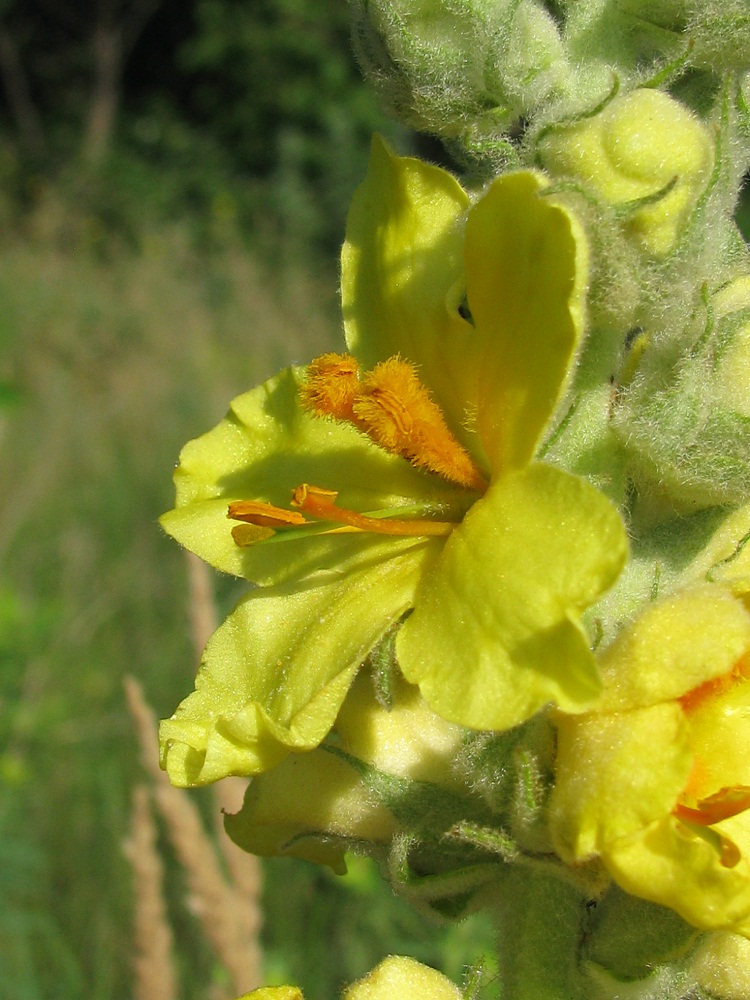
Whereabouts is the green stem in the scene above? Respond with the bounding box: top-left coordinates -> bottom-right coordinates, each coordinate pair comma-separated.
493,867 -> 587,1000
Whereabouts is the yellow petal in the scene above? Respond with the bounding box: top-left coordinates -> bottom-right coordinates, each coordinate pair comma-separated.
464,170 -> 588,472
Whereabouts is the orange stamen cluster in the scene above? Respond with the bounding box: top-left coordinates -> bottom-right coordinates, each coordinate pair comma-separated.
301,352 -> 486,492
227,483 -> 456,544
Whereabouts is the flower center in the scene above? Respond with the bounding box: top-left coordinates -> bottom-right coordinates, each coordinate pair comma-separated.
227,353 -> 488,546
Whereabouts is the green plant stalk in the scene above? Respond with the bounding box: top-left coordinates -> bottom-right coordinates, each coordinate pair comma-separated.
493,867 -> 586,1000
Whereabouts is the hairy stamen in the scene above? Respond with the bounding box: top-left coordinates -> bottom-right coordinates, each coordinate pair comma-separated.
301,352 -> 487,492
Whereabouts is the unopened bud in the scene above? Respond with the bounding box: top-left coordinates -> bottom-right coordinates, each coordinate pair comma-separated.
344,956 -> 463,1000
538,88 -> 713,256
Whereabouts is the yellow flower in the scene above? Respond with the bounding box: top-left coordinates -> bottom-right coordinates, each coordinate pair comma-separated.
550,583 -> 750,936
159,138 -> 626,787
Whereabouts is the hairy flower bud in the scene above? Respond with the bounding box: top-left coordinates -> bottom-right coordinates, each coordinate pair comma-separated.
614,270 -> 750,512
344,956 -> 463,1000
537,88 -> 714,257
350,0 -> 570,166
619,0 -> 750,72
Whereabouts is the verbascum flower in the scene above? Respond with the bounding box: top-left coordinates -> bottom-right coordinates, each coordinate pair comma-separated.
235,956 -> 463,1000
159,138 -> 627,787
550,583 -> 750,936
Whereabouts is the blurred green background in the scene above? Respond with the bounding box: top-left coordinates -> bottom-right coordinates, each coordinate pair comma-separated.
0,2 -> 498,998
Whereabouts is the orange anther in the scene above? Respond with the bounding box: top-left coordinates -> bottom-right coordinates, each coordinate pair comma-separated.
300,353 -> 360,421
227,500 -> 308,528
300,352 -> 487,492
675,786 -> 750,827
354,357 -> 486,491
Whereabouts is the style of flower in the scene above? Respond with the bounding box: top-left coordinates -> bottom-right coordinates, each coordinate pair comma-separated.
549,582 -> 750,936
159,137 -> 627,787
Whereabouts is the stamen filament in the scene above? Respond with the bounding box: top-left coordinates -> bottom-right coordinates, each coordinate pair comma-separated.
292,484 -> 455,537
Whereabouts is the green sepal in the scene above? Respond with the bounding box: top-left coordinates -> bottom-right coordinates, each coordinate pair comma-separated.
618,366 -> 750,511
322,744 -> 497,845
387,833 -> 505,919
584,884 -> 699,982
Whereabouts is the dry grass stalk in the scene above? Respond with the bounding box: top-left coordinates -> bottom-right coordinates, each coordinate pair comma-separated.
186,551 -> 218,661
185,552 -> 264,943
213,776 -> 263,937
123,784 -> 178,1000
124,675 -> 263,995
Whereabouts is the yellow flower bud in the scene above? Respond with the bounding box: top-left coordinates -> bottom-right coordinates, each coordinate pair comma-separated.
538,89 -> 714,256
236,989 -> 303,1000
343,956 -> 462,1000
335,670 -> 465,789
223,671 -> 466,872
690,931 -> 750,1000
